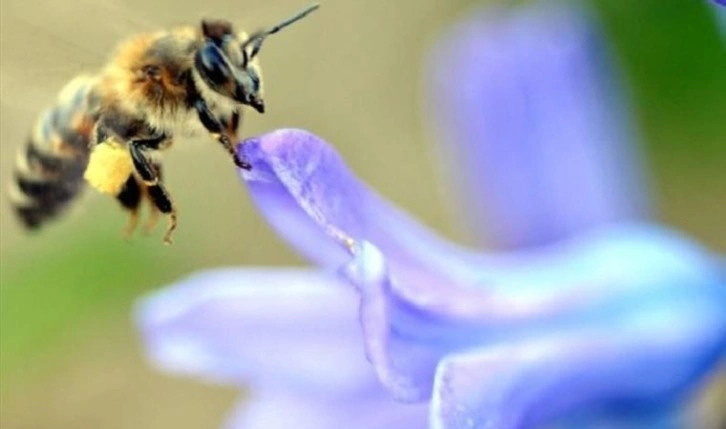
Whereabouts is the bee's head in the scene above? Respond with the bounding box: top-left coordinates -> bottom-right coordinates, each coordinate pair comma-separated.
194,4 -> 319,114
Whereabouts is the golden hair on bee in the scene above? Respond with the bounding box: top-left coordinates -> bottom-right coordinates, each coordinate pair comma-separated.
8,3 -> 320,244
102,30 -> 194,118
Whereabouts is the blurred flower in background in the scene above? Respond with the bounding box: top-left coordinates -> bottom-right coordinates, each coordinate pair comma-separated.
136,3 -> 726,429
426,3 -> 651,249
711,1 -> 726,40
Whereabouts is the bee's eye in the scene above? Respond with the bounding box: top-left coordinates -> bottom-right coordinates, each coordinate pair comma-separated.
196,43 -> 232,87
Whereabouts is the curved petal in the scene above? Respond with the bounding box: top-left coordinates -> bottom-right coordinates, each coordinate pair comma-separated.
223,391 -> 429,429
237,129 -> 486,282
340,232 -> 726,403
426,3 -> 651,248
430,316 -> 723,429
234,130 -> 724,416
135,268 -> 374,394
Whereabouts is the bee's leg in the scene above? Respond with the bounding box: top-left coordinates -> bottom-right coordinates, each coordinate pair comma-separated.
221,110 -> 241,140
146,183 -> 177,245
116,175 -> 142,239
192,97 -> 251,170
129,142 -> 177,244
142,162 -> 163,234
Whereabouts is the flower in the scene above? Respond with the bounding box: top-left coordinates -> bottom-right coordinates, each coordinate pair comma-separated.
425,4 -> 652,249
136,3 -> 726,429
137,269 -> 430,429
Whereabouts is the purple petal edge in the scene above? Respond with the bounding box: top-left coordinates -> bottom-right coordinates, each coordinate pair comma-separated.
237,129 -> 485,282
134,268 -> 375,393
223,391 -> 429,429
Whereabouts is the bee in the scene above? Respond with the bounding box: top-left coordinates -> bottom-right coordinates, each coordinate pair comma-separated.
8,3 -> 320,244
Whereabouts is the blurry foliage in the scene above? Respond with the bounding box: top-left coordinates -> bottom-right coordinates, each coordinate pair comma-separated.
0,224 -> 183,386
590,0 -> 726,248
593,0 -> 726,159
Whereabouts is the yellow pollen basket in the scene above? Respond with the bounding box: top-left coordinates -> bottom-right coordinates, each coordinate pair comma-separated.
84,139 -> 133,195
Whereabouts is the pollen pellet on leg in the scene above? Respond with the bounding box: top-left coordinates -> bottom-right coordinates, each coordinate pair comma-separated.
84,140 -> 134,195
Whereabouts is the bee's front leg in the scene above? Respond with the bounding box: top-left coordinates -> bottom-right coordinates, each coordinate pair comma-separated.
192,96 -> 251,170
221,110 -> 241,140
129,141 -> 177,245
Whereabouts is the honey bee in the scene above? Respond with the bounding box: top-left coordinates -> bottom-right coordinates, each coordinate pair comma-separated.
9,4 -> 319,244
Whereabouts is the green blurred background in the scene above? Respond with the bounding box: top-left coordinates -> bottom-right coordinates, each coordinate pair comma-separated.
1,0 -> 724,427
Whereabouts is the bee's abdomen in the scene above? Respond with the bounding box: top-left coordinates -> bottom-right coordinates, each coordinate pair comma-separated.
10,76 -> 100,230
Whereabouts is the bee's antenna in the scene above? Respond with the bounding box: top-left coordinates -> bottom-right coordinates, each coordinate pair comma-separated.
242,3 -> 320,60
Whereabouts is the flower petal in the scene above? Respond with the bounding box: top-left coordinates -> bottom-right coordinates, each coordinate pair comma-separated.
426,4 -> 651,248
430,317 -> 722,429
238,129 -> 484,281
341,229 -> 726,403
234,127 -> 724,419
135,268 -> 374,393
223,391 -> 429,429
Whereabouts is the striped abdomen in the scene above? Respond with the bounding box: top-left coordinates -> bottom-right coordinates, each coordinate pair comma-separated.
10,75 -> 101,229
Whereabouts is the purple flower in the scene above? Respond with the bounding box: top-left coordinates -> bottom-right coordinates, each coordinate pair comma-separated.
425,4 -> 651,249
136,4 -> 726,429
138,269 -> 430,428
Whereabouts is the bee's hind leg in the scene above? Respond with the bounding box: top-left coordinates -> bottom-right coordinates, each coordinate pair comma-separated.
143,195 -> 161,235
129,142 -> 177,245
147,184 -> 177,245
116,175 -> 142,239
141,162 -> 163,235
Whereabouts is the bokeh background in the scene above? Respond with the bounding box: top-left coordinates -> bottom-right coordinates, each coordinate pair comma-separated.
1,0 -> 724,427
